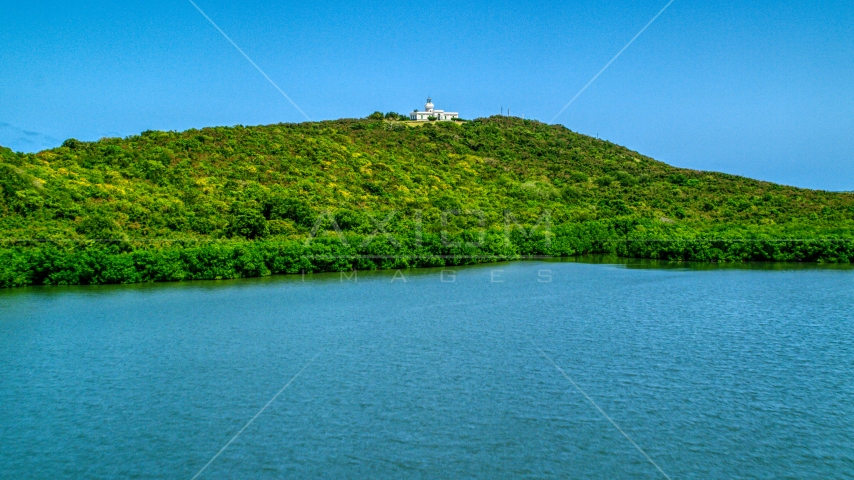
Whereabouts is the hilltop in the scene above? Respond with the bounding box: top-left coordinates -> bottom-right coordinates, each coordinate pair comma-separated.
1,114 -> 853,287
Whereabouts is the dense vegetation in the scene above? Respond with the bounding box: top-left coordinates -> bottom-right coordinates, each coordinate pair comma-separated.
2,113 -> 853,287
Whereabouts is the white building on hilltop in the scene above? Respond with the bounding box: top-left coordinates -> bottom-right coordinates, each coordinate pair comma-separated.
410,97 -> 459,121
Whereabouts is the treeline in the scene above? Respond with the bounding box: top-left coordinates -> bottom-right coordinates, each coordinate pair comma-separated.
2,224 -> 851,288
2,115 -> 854,287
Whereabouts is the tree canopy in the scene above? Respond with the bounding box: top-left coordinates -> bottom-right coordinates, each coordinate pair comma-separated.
1,116 -> 853,287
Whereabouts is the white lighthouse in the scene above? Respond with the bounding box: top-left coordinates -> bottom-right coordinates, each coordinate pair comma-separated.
410,97 -> 459,121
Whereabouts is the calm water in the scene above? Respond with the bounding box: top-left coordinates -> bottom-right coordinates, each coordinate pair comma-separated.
1,259 -> 853,479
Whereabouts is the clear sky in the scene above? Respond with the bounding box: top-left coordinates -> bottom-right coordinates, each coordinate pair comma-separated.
1,0 -> 852,190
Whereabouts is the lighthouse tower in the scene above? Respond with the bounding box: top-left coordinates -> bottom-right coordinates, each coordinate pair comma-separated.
409,97 -> 459,121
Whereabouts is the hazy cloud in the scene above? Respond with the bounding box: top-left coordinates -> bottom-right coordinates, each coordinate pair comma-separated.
0,122 -> 62,153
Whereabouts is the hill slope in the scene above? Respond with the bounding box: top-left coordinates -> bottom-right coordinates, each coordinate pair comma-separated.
2,116 -> 853,287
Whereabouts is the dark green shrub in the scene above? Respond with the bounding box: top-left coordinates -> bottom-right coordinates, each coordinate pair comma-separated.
228,203 -> 269,239
614,171 -> 638,186
595,176 -> 613,187
569,171 -> 588,183
669,174 -> 688,186
76,214 -> 121,239
264,196 -> 313,227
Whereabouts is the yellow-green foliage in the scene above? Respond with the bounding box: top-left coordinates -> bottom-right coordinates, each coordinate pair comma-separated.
1,115 -> 853,287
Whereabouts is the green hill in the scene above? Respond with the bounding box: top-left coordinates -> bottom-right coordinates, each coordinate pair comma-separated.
2,114 -> 853,287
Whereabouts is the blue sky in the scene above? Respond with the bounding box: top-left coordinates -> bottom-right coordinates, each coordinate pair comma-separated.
1,0 -> 852,190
